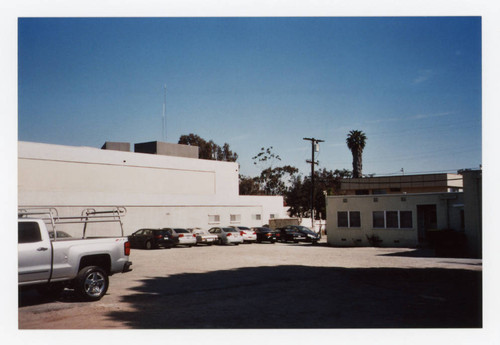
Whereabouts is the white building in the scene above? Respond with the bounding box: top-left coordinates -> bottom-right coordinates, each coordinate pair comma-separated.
18,141 -> 286,235
325,170 -> 482,258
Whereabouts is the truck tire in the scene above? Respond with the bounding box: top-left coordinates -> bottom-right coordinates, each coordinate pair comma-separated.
75,266 -> 109,301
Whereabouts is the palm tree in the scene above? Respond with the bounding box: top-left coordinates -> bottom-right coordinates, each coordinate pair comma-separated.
346,130 -> 367,178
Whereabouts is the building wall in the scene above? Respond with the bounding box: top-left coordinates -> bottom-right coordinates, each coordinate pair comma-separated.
340,173 -> 463,195
134,141 -> 199,159
461,169 -> 482,258
326,192 -> 464,248
18,141 -> 285,235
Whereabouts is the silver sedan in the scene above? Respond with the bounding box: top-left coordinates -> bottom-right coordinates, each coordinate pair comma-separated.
164,228 -> 197,247
208,227 -> 243,245
190,228 -> 218,245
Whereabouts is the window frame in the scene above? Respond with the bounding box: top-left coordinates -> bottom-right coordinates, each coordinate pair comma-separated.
208,214 -> 221,224
337,211 -> 361,228
372,210 -> 413,229
230,214 -> 241,224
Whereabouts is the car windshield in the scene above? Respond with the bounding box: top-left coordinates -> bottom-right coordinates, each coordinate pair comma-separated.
174,229 -> 189,233
223,227 -> 237,232
238,227 -> 250,230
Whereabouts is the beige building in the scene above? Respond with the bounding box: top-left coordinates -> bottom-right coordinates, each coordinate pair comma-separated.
340,173 -> 463,195
18,141 -> 286,236
326,170 -> 481,258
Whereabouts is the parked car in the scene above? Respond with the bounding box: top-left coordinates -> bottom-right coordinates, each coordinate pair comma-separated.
276,227 -> 307,243
252,227 -> 279,243
190,228 -> 218,245
285,225 -> 321,244
128,228 -> 174,249
229,226 -> 257,243
164,228 -> 197,247
208,227 -> 244,245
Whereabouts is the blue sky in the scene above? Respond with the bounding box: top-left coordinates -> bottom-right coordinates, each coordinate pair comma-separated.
18,17 -> 482,177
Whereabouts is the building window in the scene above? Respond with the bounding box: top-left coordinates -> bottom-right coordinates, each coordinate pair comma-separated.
386,211 -> 399,228
230,214 -> 241,223
373,189 -> 387,195
372,211 -> 413,229
355,190 -> 369,195
208,215 -> 220,224
400,211 -> 413,228
373,211 -> 385,228
253,214 -> 262,221
349,211 -> 361,227
338,212 -> 348,227
337,211 -> 361,228
269,214 -> 276,219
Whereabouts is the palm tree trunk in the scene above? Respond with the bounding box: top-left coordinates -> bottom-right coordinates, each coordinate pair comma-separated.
352,149 -> 363,178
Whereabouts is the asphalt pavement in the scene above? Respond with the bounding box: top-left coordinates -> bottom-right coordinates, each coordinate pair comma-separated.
18,239 -> 482,329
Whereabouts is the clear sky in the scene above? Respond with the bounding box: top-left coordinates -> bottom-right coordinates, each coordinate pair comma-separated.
18,16 -> 482,178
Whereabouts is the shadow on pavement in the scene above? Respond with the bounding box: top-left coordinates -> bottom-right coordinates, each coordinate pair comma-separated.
107,265 -> 481,329
18,288 -> 79,307
378,248 -> 437,258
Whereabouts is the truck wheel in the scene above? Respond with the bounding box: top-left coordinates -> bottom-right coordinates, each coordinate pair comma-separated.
75,266 -> 109,301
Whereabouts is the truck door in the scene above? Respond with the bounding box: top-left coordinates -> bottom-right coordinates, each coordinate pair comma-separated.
18,220 -> 52,284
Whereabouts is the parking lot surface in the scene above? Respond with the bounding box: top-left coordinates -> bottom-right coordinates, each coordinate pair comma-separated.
18,240 -> 482,329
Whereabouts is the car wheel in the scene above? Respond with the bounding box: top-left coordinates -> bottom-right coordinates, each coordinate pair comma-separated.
271,240 -> 275,244
75,266 -> 108,301
145,240 -> 152,249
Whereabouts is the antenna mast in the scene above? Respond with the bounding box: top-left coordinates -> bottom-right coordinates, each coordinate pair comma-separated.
162,84 -> 167,141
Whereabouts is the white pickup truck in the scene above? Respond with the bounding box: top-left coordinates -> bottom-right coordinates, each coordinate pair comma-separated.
18,207 -> 132,301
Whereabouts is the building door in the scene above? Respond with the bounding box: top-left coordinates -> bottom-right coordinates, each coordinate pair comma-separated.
417,204 -> 437,244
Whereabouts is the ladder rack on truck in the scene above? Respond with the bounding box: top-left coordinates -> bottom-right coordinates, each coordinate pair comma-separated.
18,206 -> 127,239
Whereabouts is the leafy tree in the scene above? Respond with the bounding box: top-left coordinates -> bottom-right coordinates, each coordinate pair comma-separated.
258,165 -> 298,196
239,175 -> 262,195
285,168 -> 352,219
346,130 -> 367,178
252,146 -> 281,167
240,147 -> 298,196
178,134 -> 238,162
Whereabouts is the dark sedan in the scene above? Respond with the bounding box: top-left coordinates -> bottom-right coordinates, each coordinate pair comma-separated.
252,227 -> 279,243
285,225 -> 321,244
128,228 -> 175,249
276,227 -> 307,243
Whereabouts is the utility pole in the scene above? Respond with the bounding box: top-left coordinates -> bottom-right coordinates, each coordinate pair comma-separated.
303,137 -> 324,231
